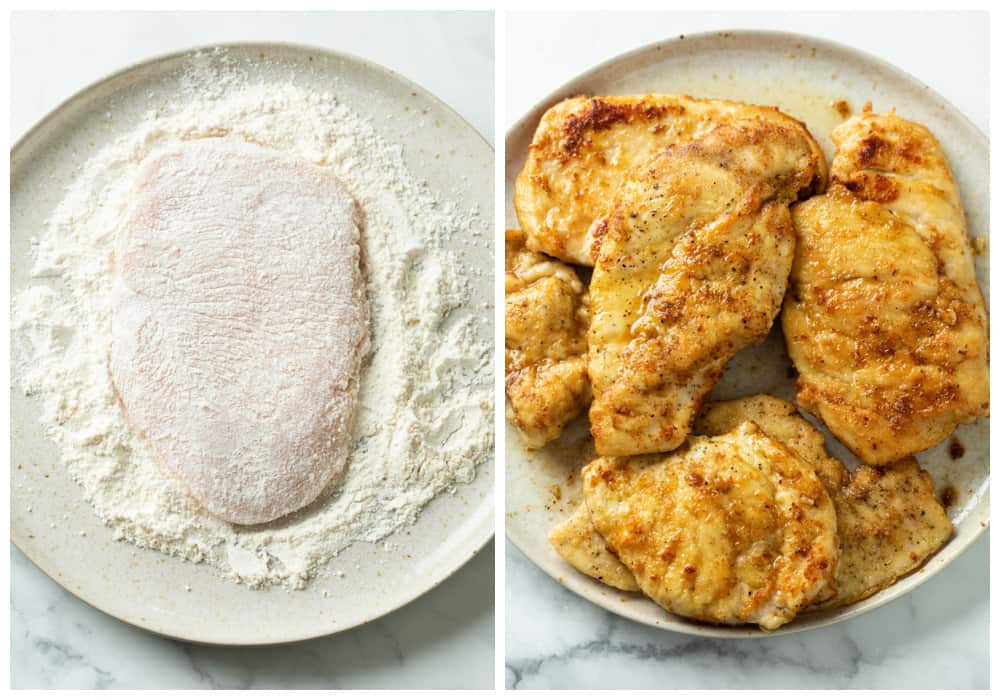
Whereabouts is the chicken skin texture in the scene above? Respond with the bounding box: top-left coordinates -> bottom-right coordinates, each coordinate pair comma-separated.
582,422 -> 838,630
514,94 -> 828,265
505,229 -> 591,447
783,111 -> 989,465
588,120 -> 824,457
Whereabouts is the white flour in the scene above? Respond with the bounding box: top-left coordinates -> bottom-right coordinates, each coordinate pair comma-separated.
12,51 -> 493,589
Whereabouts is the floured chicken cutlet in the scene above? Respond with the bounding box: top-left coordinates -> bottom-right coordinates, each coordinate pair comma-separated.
696,395 -> 953,609
112,139 -> 368,525
582,423 -> 838,630
588,119 -> 823,457
514,94 -> 827,265
784,110 -> 989,465
505,229 -> 591,447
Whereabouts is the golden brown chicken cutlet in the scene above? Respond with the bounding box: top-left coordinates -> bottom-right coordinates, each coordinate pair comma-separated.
784,110 -> 989,465
515,94 -> 827,265
505,229 -> 591,447
588,119 -> 823,457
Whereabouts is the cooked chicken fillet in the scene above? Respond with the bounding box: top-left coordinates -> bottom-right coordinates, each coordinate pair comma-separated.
588,120 -> 823,457
696,395 -> 952,610
514,95 -> 827,265
505,229 -> 591,447
552,393 -> 836,599
694,394 -> 846,493
552,394 -> 952,613
582,423 -> 838,630
815,459 -> 953,608
548,501 -> 640,591
784,111 -> 989,464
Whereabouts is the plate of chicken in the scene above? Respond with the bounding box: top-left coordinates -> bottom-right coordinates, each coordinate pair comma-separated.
505,30 -> 988,636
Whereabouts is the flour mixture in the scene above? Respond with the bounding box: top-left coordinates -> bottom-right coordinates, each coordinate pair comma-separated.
12,50 -> 493,589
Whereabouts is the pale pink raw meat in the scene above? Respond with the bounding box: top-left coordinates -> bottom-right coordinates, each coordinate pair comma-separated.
111,138 -> 368,525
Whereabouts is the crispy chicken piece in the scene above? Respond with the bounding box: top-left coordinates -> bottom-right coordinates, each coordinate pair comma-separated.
588,120 -> 824,457
784,111 -> 989,465
514,95 -> 827,265
696,395 -> 953,610
548,501 -> 639,592
505,229 -> 591,447
582,423 -> 838,630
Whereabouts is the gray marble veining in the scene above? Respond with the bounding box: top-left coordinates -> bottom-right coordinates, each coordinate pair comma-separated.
505,537 -> 987,689
12,542 -> 494,689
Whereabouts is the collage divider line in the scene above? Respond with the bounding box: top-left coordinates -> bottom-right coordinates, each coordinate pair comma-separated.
493,7 -> 507,693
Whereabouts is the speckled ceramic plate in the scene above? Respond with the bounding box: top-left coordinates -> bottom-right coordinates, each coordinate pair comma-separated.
505,30 -> 989,638
11,43 -> 494,645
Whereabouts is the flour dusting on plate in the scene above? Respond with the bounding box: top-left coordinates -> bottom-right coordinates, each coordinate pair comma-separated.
12,50 -> 493,589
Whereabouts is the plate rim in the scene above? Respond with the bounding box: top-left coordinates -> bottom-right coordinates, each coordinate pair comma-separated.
11,40 -> 495,647
505,28 -> 988,149
504,27 -> 989,639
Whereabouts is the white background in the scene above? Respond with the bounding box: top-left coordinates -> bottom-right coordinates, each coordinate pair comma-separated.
505,10 -> 988,690
10,10 -> 494,690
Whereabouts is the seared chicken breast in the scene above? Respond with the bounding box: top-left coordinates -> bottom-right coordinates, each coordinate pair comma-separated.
582,423 -> 838,630
514,95 -> 827,265
784,111 -> 989,465
505,229 -> 591,447
555,394 -> 952,614
697,395 -> 952,610
588,120 -> 824,457
815,459 -> 953,608
695,394 -> 846,493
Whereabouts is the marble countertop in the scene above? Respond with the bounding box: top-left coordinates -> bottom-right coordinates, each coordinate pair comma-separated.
13,543 -> 494,689
11,11 -> 494,690
505,11 -> 988,690
506,538 -> 987,689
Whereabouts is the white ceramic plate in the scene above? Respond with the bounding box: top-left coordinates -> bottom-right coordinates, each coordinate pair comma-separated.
505,30 -> 989,638
11,43 -> 494,645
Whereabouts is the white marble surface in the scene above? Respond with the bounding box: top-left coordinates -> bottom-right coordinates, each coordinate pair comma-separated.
505,11 -> 988,690
506,538 -> 987,689
13,543 -> 494,689
11,11 -> 494,690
